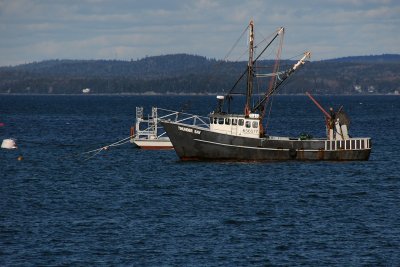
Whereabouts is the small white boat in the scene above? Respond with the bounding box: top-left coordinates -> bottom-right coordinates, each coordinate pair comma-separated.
130,107 -> 209,150
130,107 -> 173,150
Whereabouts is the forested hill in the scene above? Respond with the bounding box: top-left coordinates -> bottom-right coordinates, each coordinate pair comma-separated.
6,54 -> 212,78
1,53 -> 399,94
323,54 -> 400,63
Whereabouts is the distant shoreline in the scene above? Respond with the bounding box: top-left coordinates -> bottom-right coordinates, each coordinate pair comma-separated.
2,54 -> 400,95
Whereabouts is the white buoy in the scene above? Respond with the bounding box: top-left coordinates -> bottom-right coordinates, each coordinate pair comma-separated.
1,139 -> 17,149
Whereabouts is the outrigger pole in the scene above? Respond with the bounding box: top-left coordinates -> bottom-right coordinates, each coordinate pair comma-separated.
222,21 -> 309,116
251,51 -> 311,113
305,91 -> 331,119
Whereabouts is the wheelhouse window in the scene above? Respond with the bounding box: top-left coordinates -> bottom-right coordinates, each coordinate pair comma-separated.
218,118 -> 224,124
252,121 -> 258,128
225,118 -> 231,125
213,117 -> 218,124
232,119 -> 237,125
238,119 -> 244,126
245,121 -> 251,128
210,117 -> 214,124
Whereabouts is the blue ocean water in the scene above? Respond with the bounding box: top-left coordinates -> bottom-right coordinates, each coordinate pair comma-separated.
0,95 -> 399,266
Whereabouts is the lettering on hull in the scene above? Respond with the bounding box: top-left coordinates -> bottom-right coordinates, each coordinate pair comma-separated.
178,126 -> 201,135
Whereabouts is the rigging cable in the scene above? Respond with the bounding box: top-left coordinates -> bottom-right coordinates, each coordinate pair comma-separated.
80,134 -> 133,161
222,24 -> 249,61
204,24 -> 249,107
262,28 -> 285,132
226,27 -> 284,97
264,95 -> 274,133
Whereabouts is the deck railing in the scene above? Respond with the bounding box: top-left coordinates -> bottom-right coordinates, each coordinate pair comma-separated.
157,108 -> 209,128
133,107 -> 209,140
325,138 -> 371,151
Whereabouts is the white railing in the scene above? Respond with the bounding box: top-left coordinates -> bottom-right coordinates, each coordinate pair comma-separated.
325,138 -> 371,151
133,107 -> 209,140
157,108 -> 209,129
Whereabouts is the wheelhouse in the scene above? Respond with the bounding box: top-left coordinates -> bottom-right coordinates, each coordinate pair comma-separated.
209,113 -> 261,138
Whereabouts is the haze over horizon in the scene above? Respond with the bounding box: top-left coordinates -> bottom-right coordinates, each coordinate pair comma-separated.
1,0 -> 399,67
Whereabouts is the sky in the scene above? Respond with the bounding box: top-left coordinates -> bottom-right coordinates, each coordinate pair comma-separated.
0,0 -> 399,66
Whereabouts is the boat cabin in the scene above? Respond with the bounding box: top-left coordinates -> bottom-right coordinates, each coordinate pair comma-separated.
209,113 -> 261,138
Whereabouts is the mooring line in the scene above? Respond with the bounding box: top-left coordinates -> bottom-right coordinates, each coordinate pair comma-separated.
80,135 -> 134,161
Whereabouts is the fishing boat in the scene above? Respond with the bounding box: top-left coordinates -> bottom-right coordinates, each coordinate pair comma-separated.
161,20 -> 371,161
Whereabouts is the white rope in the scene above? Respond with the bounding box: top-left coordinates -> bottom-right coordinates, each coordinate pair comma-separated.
81,134 -> 134,161
83,148 -> 105,161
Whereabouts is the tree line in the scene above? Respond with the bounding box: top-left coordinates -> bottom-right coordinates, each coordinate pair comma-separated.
1,54 -> 399,95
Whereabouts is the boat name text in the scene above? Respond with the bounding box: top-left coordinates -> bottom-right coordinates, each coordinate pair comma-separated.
178,126 -> 201,134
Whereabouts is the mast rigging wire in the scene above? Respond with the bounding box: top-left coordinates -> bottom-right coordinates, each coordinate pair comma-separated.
222,25 -> 250,62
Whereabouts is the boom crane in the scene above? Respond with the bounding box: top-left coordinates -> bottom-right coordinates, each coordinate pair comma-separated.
252,51 -> 311,113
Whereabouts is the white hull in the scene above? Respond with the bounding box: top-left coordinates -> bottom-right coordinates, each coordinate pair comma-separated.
132,137 -> 173,150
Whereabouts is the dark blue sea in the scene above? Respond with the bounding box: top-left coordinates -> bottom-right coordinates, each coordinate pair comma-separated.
1,95 -> 399,266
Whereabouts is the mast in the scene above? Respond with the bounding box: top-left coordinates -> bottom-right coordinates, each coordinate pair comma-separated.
226,24 -> 282,114
244,20 -> 254,116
